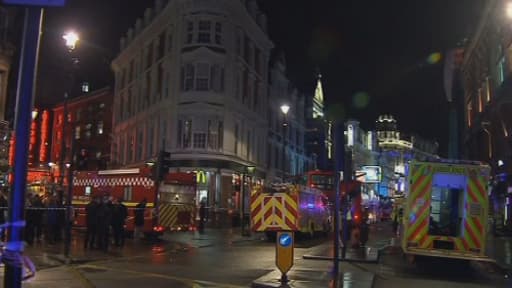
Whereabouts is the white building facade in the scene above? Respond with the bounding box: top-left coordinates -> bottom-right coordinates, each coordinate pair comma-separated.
111,0 -> 273,218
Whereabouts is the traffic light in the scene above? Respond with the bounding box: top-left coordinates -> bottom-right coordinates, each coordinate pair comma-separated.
156,150 -> 171,181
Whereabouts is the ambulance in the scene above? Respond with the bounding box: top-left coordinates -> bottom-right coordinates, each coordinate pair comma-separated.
402,160 -> 492,262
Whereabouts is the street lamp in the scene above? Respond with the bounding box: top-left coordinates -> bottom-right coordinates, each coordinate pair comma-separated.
280,104 -> 290,181
63,31 -> 79,51
61,30 -> 79,260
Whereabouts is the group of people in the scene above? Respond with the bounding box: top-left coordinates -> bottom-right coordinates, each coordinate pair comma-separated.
24,193 -> 67,246
84,196 -> 129,251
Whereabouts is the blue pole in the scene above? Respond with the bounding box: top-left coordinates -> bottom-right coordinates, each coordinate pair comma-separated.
4,7 -> 42,288
332,121 -> 344,282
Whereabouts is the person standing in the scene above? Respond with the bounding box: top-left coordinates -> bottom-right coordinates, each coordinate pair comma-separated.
134,198 -> 147,240
111,198 -> 128,247
84,197 -> 99,249
31,194 -> 44,243
198,201 -> 207,234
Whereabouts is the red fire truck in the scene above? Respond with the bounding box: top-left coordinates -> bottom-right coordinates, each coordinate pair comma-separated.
72,167 -> 197,236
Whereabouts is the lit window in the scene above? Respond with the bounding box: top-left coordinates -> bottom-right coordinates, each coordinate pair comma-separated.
75,126 -> 81,139
498,56 -> 506,85
81,82 -> 89,93
97,121 -> 104,135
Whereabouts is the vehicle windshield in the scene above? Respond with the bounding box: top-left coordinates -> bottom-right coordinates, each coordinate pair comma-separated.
310,174 -> 334,190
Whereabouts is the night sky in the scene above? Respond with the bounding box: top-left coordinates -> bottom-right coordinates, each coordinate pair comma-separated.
36,0 -> 485,156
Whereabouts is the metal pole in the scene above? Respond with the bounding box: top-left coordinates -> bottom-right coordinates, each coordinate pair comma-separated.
332,121 -> 344,282
59,93 -> 68,197
240,172 -> 245,235
5,7 -> 42,288
64,128 -> 75,259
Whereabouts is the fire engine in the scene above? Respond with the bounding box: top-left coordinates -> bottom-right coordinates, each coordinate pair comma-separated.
251,182 -> 331,239
72,167 -> 197,236
401,160 -> 492,263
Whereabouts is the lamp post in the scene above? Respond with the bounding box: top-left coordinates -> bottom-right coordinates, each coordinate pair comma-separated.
280,104 -> 290,182
61,31 -> 79,260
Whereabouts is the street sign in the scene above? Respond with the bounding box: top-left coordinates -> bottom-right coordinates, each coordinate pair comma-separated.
2,0 -> 66,6
276,231 -> 294,278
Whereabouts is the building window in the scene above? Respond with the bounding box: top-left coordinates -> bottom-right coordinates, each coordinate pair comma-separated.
196,63 -> 210,91
198,20 -> 211,43
247,130 -> 251,158
97,121 -> 104,135
179,120 -> 192,148
485,77 -> 491,103
242,69 -> 248,103
182,64 -> 194,91
145,71 -> 151,106
148,122 -> 154,157
82,82 -> 89,93
215,22 -> 222,44
235,30 -> 241,56
146,42 -> 153,69
210,64 -> 224,92
193,132 -> 206,148
478,88 -> 483,112
186,21 -> 194,44
75,126 -> 81,139
158,31 -> 166,60
167,32 -> 173,52
467,101 -> 473,127
157,64 -> 164,99
85,123 -> 92,139
498,56 -> 506,85
129,59 -> 134,83
137,129 -> 143,161
254,48 -> 261,74
253,80 -> 259,109
234,123 -> 239,155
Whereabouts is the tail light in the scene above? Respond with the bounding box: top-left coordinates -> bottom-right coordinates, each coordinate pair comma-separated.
153,226 -> 164,233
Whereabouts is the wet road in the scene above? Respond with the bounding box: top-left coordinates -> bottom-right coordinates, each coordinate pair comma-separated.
17,225 -> 512,287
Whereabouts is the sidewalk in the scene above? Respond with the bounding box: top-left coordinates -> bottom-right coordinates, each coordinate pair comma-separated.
486,232 -> 512,271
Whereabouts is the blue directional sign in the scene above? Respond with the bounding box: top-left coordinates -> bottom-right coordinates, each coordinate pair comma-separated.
2,0 -> 66,6
279,233 -> 292,247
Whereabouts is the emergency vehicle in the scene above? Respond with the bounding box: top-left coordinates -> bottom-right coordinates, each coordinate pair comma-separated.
72,167 -> 197,236
251,183 -> 331,238
401,160 -> 491,262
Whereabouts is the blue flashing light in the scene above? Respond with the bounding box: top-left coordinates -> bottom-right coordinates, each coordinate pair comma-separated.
307,203 -> 315,209
2,0 -> 66,6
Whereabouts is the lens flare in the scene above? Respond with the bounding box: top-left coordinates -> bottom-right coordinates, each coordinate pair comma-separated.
426,52 -> 442,64
353,92 -> 370,109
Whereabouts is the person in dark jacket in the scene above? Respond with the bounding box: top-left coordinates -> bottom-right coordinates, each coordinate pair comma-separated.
96,196 -> 113,251
84,197 -> 99,249
111,198 -> 128,247
31,194 -> 44,243
134,198 -> 147,240
45,196 -> 59,245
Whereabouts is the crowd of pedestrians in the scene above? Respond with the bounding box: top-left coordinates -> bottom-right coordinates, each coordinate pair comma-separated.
84,196 -> 128,251
19,191 -> 135,253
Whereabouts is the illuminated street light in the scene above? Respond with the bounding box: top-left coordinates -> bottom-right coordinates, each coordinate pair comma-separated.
280,104 -> 290,115
507,2 -> 512,19
62,31 -> 79,51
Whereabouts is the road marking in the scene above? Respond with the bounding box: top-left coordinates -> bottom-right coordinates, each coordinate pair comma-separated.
78,264 -> 245,288
70,266 -> 96,288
